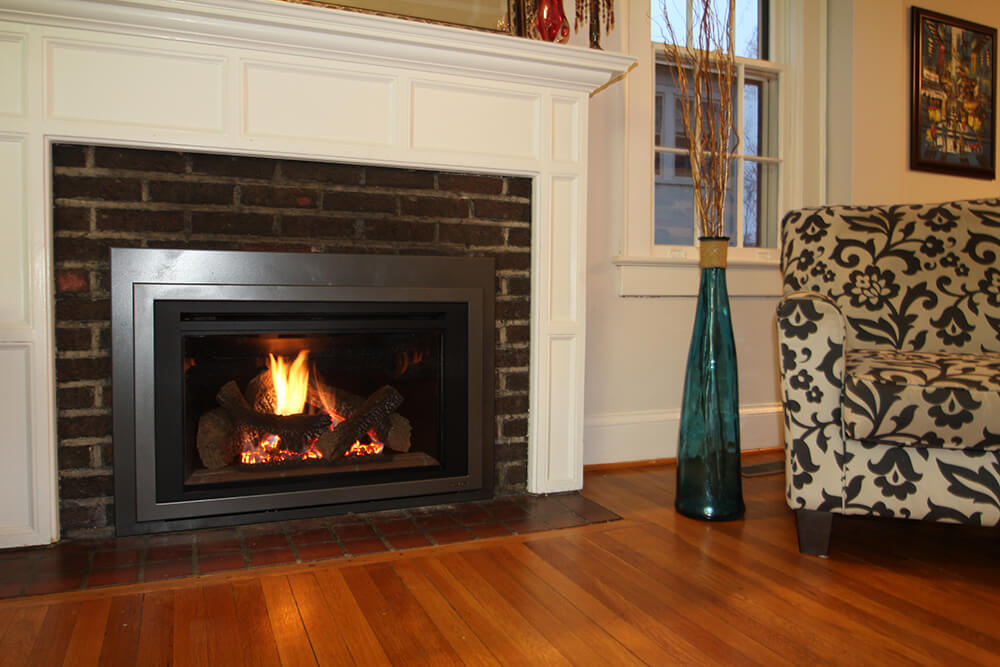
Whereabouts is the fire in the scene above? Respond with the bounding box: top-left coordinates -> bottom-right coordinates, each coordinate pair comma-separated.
346,441 -> 384,457
268,350 -> 310,415
237,349 -> 387,467
240,434 -> 323,465
395,349 -> 425,376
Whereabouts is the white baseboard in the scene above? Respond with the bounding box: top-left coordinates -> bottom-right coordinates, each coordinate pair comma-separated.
583,403 -> 783,466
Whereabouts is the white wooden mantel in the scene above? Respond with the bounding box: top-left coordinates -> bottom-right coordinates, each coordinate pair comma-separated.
0,0 -> 633,545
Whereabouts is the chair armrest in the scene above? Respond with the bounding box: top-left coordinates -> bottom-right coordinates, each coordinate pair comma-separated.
776,291 -> 847,513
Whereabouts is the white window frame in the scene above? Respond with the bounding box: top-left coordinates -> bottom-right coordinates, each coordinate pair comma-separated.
616,0 -> 824,297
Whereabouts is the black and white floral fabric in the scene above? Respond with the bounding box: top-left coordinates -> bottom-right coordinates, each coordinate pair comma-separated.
777,199 -> 1000,527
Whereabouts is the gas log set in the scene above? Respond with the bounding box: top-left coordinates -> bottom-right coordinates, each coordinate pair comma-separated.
195,350 -> 415,474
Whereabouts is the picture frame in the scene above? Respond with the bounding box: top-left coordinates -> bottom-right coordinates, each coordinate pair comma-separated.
910,7 -> 996,180
281,0 -> 527,35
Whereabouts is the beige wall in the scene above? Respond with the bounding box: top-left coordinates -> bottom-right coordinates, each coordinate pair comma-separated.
848,0 -> 999,205
582,0 -> 998,466
582,1 -> 788,466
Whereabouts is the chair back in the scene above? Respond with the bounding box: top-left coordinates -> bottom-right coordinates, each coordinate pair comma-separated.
780,199 -> 1000,353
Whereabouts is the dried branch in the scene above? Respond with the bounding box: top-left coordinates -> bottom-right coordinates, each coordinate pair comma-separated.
659,0 -> 740,238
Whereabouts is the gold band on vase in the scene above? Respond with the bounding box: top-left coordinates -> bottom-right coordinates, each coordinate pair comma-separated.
699,238 -> 728,268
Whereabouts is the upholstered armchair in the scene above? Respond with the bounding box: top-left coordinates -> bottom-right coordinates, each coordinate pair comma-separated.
776,199 -> 1000,555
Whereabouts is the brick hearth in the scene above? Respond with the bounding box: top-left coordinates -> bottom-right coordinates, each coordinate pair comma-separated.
52,144 -> 532,539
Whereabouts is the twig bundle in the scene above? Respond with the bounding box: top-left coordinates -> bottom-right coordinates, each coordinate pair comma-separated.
660,0 -> 739,238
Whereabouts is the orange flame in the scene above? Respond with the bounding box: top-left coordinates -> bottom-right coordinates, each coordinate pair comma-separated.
240,434 -> 324,465
268,350 -> 310,415
237,349 -> 388,466
395,349 -> 425,376
346,441 -> 384,457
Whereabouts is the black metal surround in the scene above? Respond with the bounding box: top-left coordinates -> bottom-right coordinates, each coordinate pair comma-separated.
112,248 -> 494,536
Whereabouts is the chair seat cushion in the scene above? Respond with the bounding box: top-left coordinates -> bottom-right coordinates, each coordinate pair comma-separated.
843,349 -> 1000,450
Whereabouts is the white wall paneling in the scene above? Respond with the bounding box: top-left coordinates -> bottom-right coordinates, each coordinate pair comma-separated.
0,32 -> 25,115
0,345 -> 34,536
45,39 -> 227,132
410,82 -> 540,160
550,97 -> 579,164
0,0 -> 633,545
243,61 -> 397,147
544,336 -> 580,485
0,134 -> 28,327
547,176 -> 579,322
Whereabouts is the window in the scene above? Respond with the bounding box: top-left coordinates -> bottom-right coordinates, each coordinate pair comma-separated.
650,0 -> 779,248
617,0 -> 820,297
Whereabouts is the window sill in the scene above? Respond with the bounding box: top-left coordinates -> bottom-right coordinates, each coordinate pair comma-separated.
613,254 -> 783,297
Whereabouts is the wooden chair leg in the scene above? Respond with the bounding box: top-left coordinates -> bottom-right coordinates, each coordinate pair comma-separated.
795,509 -> 833,557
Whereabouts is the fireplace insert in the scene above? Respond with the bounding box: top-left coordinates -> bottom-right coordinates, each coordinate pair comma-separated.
112,249 -> 494,535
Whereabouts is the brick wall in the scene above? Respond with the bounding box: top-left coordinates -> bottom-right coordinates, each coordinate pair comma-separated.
52,144 -> 531,539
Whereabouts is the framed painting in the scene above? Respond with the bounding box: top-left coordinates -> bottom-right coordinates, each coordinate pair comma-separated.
911,7 -> 996,180
283,0 -> 527,35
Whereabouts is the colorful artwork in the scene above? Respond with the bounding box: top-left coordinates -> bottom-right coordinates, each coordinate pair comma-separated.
911,8 -> 996,180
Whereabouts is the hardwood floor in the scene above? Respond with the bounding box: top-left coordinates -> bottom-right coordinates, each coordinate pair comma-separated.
2,458 -> 998,665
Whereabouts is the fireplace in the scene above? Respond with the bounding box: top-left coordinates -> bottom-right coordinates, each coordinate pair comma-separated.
0,0 -> 631,547
113,248 -> 493,534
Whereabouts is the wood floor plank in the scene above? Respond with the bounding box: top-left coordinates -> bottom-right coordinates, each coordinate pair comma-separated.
836,541 -> 1000,625
715,514 -> 1000,660
259,574 -> 319,667
27,601 -> 81,666
202,583 -> 247,666
581,471 -> 662,519
391,560 -> 499,667
593,525 -> 881,666
61,597 -> 112,667
286,572 -> 354,667
433,552 -> 572,667
526,535 -> 737,665
0,607 -> 16,639
501,543 -> 678,665
312,568 -> 390,666
173,586 -> 210,667
644,514 -> 1000,666
135,590 -> 174,667
579,528 -> 800,666
231,579 -> 283,667
464,548 -> 644,667
344,561 -> 462,666
0,605 -> 48,667
97,594 -> 143,667
413,555 -> 539,665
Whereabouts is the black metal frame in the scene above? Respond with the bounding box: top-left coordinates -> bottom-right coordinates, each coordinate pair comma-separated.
112,248 -> 495,536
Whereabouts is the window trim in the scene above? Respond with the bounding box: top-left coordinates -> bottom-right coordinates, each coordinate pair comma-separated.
617,0 -> 823,297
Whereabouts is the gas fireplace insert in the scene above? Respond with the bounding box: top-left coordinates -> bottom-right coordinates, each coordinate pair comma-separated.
112,248 -> 494,535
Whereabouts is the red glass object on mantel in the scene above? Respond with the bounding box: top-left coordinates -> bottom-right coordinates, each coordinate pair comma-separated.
530,0 -> 570,43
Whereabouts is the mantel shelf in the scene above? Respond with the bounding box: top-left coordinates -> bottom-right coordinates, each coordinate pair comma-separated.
0,0 -> 635,91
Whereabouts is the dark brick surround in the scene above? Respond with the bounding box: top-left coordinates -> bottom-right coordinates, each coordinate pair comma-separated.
52,144 -> 531,539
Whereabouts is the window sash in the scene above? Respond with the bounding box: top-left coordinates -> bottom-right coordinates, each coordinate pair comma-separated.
652,55 -> 781,247
652,0 -> 767,60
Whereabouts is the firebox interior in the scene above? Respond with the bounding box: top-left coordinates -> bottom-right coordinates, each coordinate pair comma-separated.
152,299 -> 469,503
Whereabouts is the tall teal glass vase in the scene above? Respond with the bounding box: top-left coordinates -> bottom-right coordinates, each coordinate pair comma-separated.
675,237 -> 745,521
